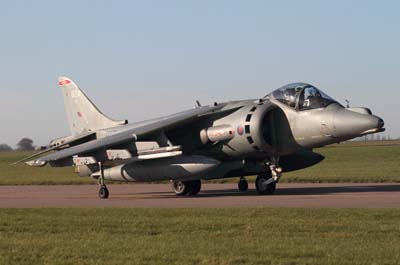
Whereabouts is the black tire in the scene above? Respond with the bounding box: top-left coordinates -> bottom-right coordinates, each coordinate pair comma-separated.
187,180 -> 201,196
255,172 -> 276,195
172,181 -> 190,196
98,185 -> 109,199
238,178 -> 248,192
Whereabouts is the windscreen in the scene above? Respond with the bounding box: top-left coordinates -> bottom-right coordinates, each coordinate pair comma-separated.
270,83 -> 338,110
298,86 -> 337,110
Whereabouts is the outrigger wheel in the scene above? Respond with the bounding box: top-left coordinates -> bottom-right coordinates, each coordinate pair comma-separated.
238,177 -> 248,192
172,180 -> 202,196
98,185 -> 109,199
97,161 -> 109,199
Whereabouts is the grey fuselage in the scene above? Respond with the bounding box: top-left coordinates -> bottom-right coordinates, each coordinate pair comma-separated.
87,84 -> 384,183
27,77 -> 387,186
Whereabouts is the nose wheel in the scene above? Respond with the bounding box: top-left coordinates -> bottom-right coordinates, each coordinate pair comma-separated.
254,157 -> 282,195
255,172 -> 276,195
238,177 -> 248,192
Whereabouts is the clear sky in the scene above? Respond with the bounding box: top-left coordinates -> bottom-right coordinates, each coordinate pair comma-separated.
1,0 -> 399,146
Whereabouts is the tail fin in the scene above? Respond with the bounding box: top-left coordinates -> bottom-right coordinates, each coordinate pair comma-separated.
58,76 -> 127,135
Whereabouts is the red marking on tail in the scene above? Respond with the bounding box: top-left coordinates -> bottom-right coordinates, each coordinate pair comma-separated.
59,79 -> 71,86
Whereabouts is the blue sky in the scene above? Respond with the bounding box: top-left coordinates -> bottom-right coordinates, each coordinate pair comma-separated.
0,0 -> 399,146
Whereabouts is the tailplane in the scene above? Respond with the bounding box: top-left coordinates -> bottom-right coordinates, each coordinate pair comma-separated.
58,76 -> 127,135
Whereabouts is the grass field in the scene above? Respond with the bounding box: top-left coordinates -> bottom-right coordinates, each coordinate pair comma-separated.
0,151 -> 92,185
0,141 -> 399,185
284,141 -> 400,183
0,208 -> 399,265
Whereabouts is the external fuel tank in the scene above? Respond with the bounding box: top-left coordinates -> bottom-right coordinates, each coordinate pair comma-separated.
93,155 -> 220,182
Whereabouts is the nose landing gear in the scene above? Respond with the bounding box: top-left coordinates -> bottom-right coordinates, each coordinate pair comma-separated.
255,158 -> 282,195
255,172 -> 276,195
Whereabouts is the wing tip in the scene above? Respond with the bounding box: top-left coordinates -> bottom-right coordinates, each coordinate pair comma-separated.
25,160 -> 47,167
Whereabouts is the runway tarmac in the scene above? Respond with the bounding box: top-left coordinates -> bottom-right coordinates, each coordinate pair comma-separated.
0,183 -> 399,208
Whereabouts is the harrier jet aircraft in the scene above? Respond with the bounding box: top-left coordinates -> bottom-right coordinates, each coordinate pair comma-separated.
19,77 -> 385,199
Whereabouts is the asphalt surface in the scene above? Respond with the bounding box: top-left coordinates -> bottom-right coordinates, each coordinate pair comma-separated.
1,183 -> 400,208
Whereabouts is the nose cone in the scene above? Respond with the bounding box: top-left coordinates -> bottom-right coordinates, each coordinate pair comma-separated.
333,109 -> 384,140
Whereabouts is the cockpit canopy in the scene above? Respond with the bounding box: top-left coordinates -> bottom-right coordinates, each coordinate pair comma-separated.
269,83 -> 339,110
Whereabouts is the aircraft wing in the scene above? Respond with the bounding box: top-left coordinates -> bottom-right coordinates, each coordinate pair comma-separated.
13,132 -> 96,165
28,104 -> 243,165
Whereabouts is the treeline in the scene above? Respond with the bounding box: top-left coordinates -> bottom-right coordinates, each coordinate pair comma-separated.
1,135 -> 398,152
0,138 -> 36,152
357,133 -> 399,141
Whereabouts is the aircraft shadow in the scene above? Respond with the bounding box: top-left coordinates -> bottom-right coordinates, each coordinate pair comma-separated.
138,184 -> 400,198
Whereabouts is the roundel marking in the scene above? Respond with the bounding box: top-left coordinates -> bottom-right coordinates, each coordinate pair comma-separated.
237,125 -> 244,135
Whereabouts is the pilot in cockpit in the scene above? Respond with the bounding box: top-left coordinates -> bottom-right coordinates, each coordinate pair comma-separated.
283,88 -> 298,108
301,86 -> 321,109
270,83 -> 338,111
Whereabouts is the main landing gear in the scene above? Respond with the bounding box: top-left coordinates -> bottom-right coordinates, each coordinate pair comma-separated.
98,162 -> 109,199
172,180 -> 201,196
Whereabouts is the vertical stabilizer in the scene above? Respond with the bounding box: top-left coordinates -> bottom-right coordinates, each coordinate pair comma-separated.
58,76 -> 127,135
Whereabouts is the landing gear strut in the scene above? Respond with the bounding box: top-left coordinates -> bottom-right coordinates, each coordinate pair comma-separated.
255,172 -> 276,195
172,180 -> 201,196
255,157 -> 282,195
238,177 -> 248,192
98,162 -> 109,199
